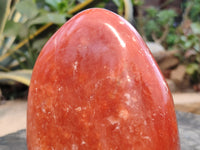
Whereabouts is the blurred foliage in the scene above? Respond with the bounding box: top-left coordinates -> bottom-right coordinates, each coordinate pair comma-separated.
143,7 -> 177,46
0,0 -> 200,98
0,0 -> 134,99
0,0 -> 11,41
135,0 -> 200,87
0,0 -> 93,99
177,0 -> 200,85
182,0 -> 200,22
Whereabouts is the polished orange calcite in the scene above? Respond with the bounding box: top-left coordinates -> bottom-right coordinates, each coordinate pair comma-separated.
27,8 -> 180,150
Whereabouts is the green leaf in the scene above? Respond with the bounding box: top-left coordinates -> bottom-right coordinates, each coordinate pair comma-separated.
45,0 -> 61,10
186,63 -> 199,75
32,37 -> 49,51
57,1 -> 68,13
194,43 -> 200,51
166,33 -> 179,46
184,40 -> 193,49
189,2 -> 200,21
0,69 -> 32,86
157,9 -> 176,25
180,36 -> 187,42
18,25 -> 29,38
146,7 -> 158,18
191,22 -> 200,34
133,0 -> 143,5
3,20 -> 24,37
16,0 -> 39,18
28,12 -> 66,26
145,20 -> 159,33
0,0 -> 11,38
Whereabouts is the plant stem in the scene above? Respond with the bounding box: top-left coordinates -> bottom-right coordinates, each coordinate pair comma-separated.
0,23 -> 52,62
152,24 -> 169,44
68,0 -> 94,14
183,2 -> 193,21
124,0 -> 133,23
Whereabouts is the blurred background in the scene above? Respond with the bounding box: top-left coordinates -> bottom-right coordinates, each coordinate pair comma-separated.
0,0 -> 200,136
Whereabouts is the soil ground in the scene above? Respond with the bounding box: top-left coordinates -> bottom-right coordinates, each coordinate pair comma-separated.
0,92 -> 200,137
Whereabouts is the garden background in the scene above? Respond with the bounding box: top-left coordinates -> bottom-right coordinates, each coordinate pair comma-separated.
0,0 -> 200,136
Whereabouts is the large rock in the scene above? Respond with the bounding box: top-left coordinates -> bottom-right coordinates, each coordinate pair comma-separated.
0,130 -> 26,150
1,112 -> 200,150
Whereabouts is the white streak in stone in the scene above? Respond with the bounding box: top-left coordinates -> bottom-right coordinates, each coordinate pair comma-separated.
72,144 -> 78,150
144,120 -> 147,126
75,107 -> 81,112
132,36 -> 136,42
143,136 -> 151,142
126,74 -> 131,82
64,107 -> 70,112
115,125 -> 120,130
124,93 -> 131,100
152,113 -> 156,117
81,141 -> 86,145
51,146 -> 55,150
119,109 -> 129,120
42,108 -> 46,113
107,116 -> 120,125
124,93 -> 137,106
34,80 -> 37,84
53,114 -> 56,119
73,61 -> 78,71
58,87 -> 62,92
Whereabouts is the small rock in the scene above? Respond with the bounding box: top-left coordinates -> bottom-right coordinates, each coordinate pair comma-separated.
159,56 -> 179,71
166,79 -> 177,92
146,42 -> 165,54
170,65 -> 186,83
146,42 -> 166,62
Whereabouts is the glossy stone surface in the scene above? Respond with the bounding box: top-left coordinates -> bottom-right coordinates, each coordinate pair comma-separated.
27,8 -> 180,150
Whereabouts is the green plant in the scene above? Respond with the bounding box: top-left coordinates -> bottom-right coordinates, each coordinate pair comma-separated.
0,0 -> 134,98
177,22 -> 200,85
142,7 -> 177,47
109,0 -> 138,22
0,1 -> 94,68
0,0 -> 134,77
182,0 -> 200,22
0,0 -> 95,99
174,0 -> 200,87
135,0 -> 200,87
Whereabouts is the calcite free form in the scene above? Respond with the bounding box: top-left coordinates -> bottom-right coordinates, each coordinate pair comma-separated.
27,8 -> 180,150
